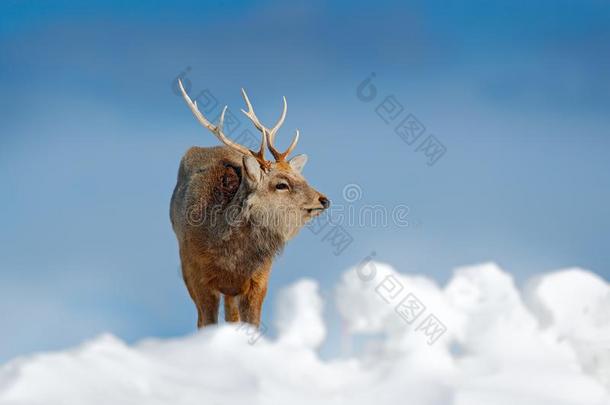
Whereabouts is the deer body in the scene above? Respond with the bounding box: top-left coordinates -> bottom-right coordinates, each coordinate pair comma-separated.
171,82 -> 328,327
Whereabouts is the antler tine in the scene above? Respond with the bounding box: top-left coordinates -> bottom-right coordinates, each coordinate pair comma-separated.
240,89 -> 266,133
217,105 -> 228,134
240,88 -> 271,167
178,79 -> 264,161
265,96 -> 300,161
266,96 -> 287,145
283,129 -> 300,158
240,87 -> 300,162
178,79 -> 215,132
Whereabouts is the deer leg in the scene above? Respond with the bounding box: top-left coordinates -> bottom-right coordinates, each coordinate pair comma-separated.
238,271 -> 269,326
181,257 -> 220,328
194,287 -> 220,328
224,295 -> 240,322
181,263 -> 206,328
238,287 -> 266,326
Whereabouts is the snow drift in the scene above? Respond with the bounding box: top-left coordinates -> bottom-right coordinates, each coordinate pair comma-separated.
1,263 -> 609,405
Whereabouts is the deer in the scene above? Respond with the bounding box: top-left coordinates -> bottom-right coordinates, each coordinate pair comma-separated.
170,79 -> 330,329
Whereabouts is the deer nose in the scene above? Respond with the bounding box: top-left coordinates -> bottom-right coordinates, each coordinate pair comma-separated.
319,196 -> 330,209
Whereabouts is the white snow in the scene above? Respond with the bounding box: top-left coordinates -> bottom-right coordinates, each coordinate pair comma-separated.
1,262 -> 609,405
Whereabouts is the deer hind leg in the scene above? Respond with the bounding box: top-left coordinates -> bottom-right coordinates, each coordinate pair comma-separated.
181,259 -> 220,328
194,287 -> 220,328
181,264 -> 205,327
224,295 -> 240,322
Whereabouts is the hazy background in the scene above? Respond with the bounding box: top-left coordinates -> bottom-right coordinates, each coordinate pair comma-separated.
1,0 -> 609,361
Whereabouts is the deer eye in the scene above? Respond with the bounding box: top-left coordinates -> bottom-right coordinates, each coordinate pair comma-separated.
275,182 -> 290,191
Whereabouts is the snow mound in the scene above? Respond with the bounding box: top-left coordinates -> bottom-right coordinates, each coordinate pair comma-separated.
1,263 -> 609,405
524,269 -> 610,390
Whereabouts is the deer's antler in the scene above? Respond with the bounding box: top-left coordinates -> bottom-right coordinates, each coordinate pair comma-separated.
240,89 -> 300,162
178,79 -> 300,167
178,79 -> 270,168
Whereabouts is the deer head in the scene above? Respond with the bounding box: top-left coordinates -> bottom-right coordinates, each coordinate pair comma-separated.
178,80 -> 330,240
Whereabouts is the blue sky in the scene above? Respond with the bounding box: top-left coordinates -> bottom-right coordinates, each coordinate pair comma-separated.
1,0 -> 609,361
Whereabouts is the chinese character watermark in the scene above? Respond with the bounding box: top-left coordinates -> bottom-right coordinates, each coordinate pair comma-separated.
354,253 -> 447,345
356,72 -> 447,166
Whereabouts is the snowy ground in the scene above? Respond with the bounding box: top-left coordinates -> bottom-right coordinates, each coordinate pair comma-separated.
1,262 -> 609,405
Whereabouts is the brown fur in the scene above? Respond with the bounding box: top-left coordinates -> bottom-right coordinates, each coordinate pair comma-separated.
170,145 -> 328,327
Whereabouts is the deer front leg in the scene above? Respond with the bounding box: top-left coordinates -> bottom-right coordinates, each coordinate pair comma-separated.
224,295 -> 240,322
238,268 -> 270,326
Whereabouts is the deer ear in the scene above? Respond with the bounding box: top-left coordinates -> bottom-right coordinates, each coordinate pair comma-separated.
288,154 -> 308,173
243,155 -> 262,184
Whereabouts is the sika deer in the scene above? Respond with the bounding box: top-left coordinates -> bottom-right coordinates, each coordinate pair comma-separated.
170,80 -> 329,327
